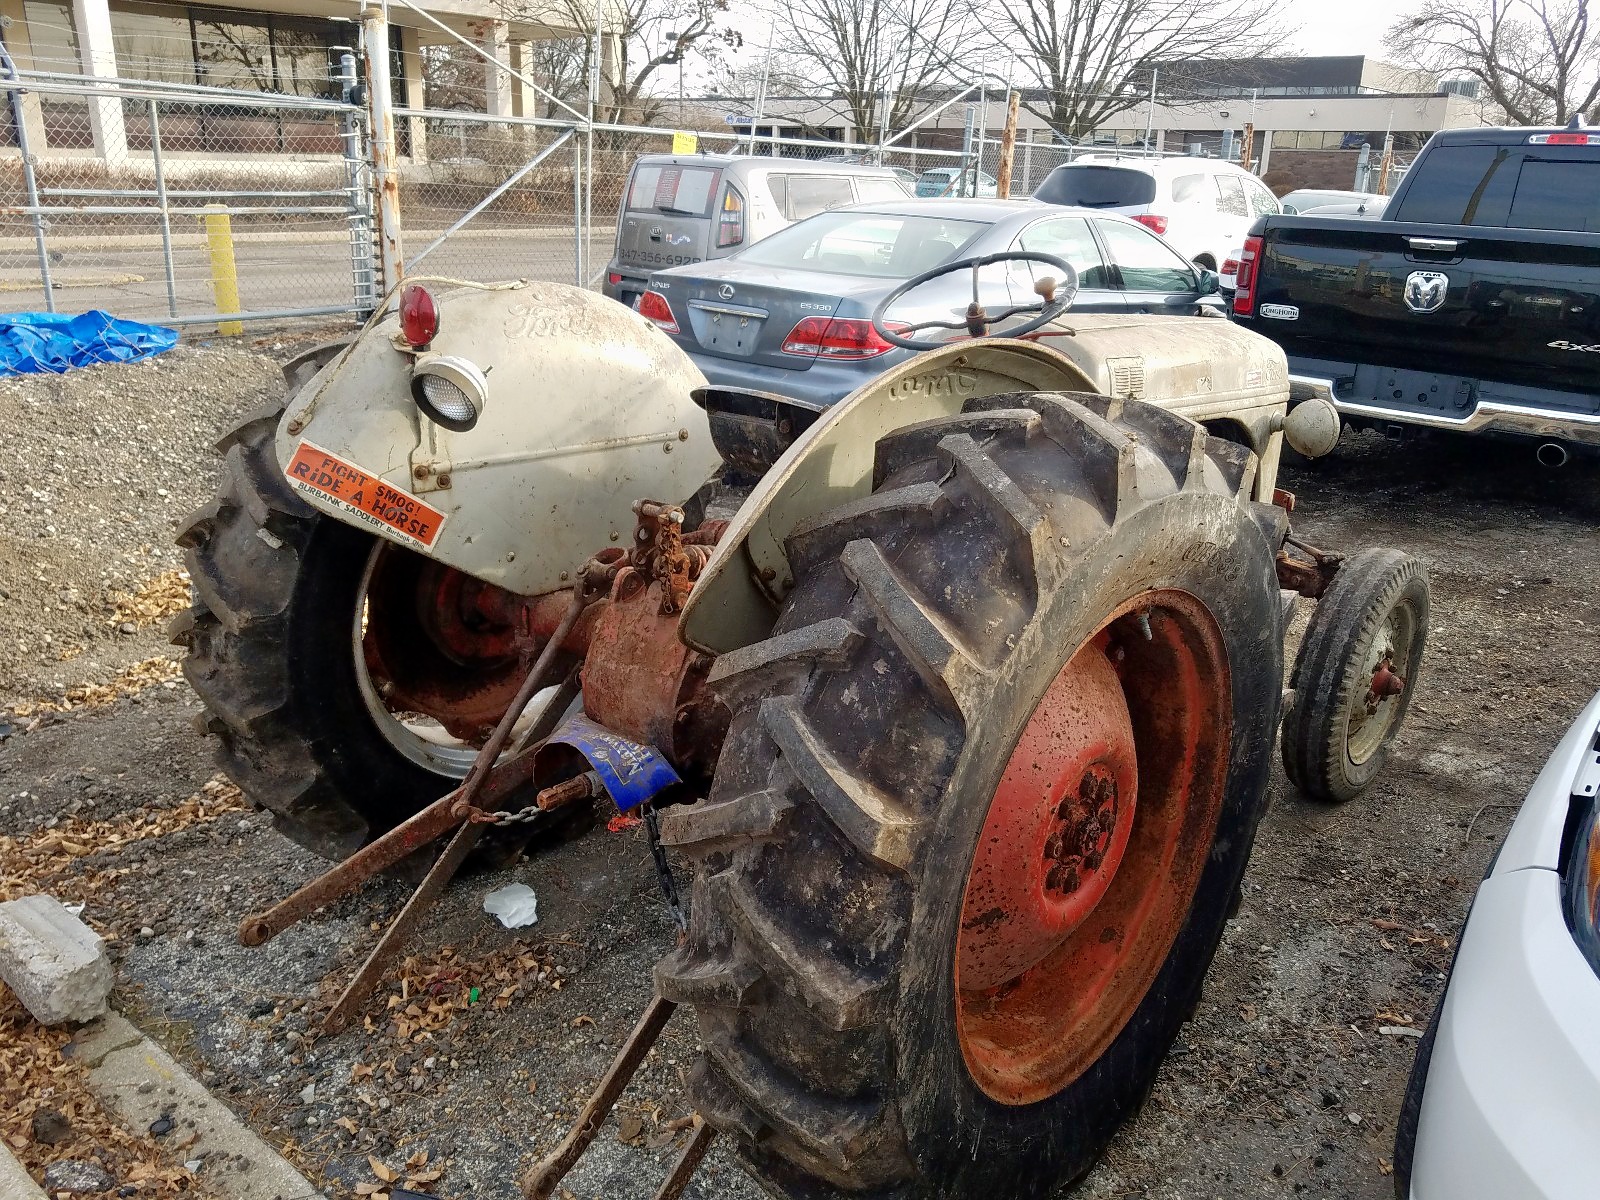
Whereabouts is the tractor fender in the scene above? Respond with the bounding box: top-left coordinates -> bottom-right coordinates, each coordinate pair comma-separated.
679,339 -> 1097,656
275,281 -> 722,597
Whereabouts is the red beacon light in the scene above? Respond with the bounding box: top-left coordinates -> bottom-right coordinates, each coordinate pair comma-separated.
399,283 -> 440,348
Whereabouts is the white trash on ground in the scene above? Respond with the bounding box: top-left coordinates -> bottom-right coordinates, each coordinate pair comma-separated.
482,883 -> 539,929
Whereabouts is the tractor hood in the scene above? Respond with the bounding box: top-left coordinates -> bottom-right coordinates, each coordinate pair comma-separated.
276,281 -> 721,597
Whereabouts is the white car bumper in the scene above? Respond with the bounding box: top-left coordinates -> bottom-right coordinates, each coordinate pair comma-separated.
1404,691 -> 1600,1200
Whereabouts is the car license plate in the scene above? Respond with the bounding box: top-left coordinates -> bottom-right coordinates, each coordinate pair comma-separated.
702,312 -> 763,356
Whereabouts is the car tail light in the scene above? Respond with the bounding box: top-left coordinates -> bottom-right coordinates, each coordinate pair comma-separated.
638,290 -> 679,334
607,272 -> 623,285
1133,214 -> 1169,235
781,316 -> 900,359
1232,235 -> 1263,316
1221,255 -> 1240,278
718,187 -> 746,248
1564,723 -> 1600,977
398,283 -> 439,348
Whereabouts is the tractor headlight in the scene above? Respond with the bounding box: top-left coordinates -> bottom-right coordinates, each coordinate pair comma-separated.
411,353 -> 488,432
1278,397 -> 1341,458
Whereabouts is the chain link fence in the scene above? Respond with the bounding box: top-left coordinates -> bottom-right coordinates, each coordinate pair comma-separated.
0,66 -> 375,326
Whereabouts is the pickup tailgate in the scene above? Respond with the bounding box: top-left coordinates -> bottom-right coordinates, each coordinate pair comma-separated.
1244,218 -> 1600,394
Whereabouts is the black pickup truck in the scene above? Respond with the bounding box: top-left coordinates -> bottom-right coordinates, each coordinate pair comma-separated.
1232,124 -> 1600,464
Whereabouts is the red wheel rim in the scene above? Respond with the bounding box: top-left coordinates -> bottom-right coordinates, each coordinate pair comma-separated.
955,589 -> 1231,1105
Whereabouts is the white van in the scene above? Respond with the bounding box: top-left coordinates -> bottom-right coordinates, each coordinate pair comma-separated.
1032,156 -> 1280,271
603,155 -> 910,309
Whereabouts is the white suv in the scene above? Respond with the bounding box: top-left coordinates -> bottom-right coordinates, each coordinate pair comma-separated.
1032,156 -> 1280,271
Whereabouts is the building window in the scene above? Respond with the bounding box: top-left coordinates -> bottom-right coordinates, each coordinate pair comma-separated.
1270,130 -> 1431,152
112,3 -> 196,85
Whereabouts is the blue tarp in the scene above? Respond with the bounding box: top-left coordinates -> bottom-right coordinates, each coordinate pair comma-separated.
0,310 -> 178,376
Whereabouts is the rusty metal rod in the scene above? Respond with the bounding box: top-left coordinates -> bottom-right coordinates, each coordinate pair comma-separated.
451,588 -> 587,822
520,994 -> 679,1200
237,591 -> 587,949
236,746 -> 538,947
536,770 -> 601,812
322,675 -> 582,1033
237,790 -> 465,947
651,1116 -> 716,1200
323,816 -> 485,1033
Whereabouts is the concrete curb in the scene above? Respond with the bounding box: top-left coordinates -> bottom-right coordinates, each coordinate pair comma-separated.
0,1142 -> 48,1200
75,1013 -> 324,1200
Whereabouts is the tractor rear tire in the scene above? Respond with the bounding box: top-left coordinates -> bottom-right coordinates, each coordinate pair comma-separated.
655,392 -> 1285,1197
171,404 -> 472,861
1281,547 -> 1429,803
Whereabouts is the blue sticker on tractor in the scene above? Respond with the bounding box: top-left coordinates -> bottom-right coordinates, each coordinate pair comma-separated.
547,714 -> 680,811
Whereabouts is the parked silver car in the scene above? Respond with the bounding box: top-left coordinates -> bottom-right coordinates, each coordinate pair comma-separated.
602,154 -> 911,308
637,198 -> 1224,408
1279,188 -> 1389,216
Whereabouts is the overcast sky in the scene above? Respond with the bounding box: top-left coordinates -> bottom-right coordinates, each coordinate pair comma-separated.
694,0 -> 1415,91
1288,0 -> 1404,57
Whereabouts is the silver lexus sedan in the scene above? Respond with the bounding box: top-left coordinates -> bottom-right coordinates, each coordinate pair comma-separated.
636,198 -> 1224,409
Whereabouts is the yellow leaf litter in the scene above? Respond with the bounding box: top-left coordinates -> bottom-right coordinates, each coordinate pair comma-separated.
106,569 -> 192,630
8,655 -> 184,719
0,778 -> 248,1195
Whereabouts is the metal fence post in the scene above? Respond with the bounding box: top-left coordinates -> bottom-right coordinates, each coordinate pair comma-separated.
1,45 -> 55,313
362,3 -> 404,291
572,134 -> 583,286
337,49 -> 377,316
147,99 -> 179,318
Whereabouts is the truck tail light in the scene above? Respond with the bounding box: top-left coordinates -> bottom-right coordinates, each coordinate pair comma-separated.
1133,214 -> 1169,235
638,290 -> 679,334
781,316 -> 901,359
1233,236 -> 1263,316
607,271 -> 623,285
1530,132 -> 1600,144
718,187 -> 746,248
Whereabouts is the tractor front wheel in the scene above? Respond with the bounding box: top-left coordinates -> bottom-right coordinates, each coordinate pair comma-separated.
656,392 -> 1285,1196
1282,547 -> 1430,803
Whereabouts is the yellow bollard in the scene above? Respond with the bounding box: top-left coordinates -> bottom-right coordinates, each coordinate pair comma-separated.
201,204 -> 243,336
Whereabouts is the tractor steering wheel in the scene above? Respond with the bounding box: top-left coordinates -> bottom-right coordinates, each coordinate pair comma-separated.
871,250 -> 1080,352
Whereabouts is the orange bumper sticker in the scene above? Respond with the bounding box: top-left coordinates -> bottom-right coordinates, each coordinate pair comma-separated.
284,441 -> 447,550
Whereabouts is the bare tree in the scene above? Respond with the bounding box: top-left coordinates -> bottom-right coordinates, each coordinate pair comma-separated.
496,0 -> 741,126
419,43 -> 484,111
707,51 -> 812,102
778,0 -> 974,144
1387,0 -> 1600,124
524,36 -> 590,119
988,0 -> 1286,141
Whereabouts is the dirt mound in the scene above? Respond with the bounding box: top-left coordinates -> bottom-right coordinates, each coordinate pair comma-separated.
0,337 -> 303,712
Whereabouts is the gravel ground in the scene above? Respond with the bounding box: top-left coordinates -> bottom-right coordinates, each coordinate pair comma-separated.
2,341 -> 1598,1200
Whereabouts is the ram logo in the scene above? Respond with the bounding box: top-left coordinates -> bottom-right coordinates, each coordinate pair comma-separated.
1404,270 -> 1450,314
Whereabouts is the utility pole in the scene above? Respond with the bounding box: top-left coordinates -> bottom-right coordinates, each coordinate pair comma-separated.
973,73 -> 989,195
1143,66 -> 1158,156
665,29 -> 684,125
995,87 -> 1019,197
959,103 -> 976,197
1240,122 -> 1254,172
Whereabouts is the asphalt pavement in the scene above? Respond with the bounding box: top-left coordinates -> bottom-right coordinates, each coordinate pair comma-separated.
0,223 -> 615,324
